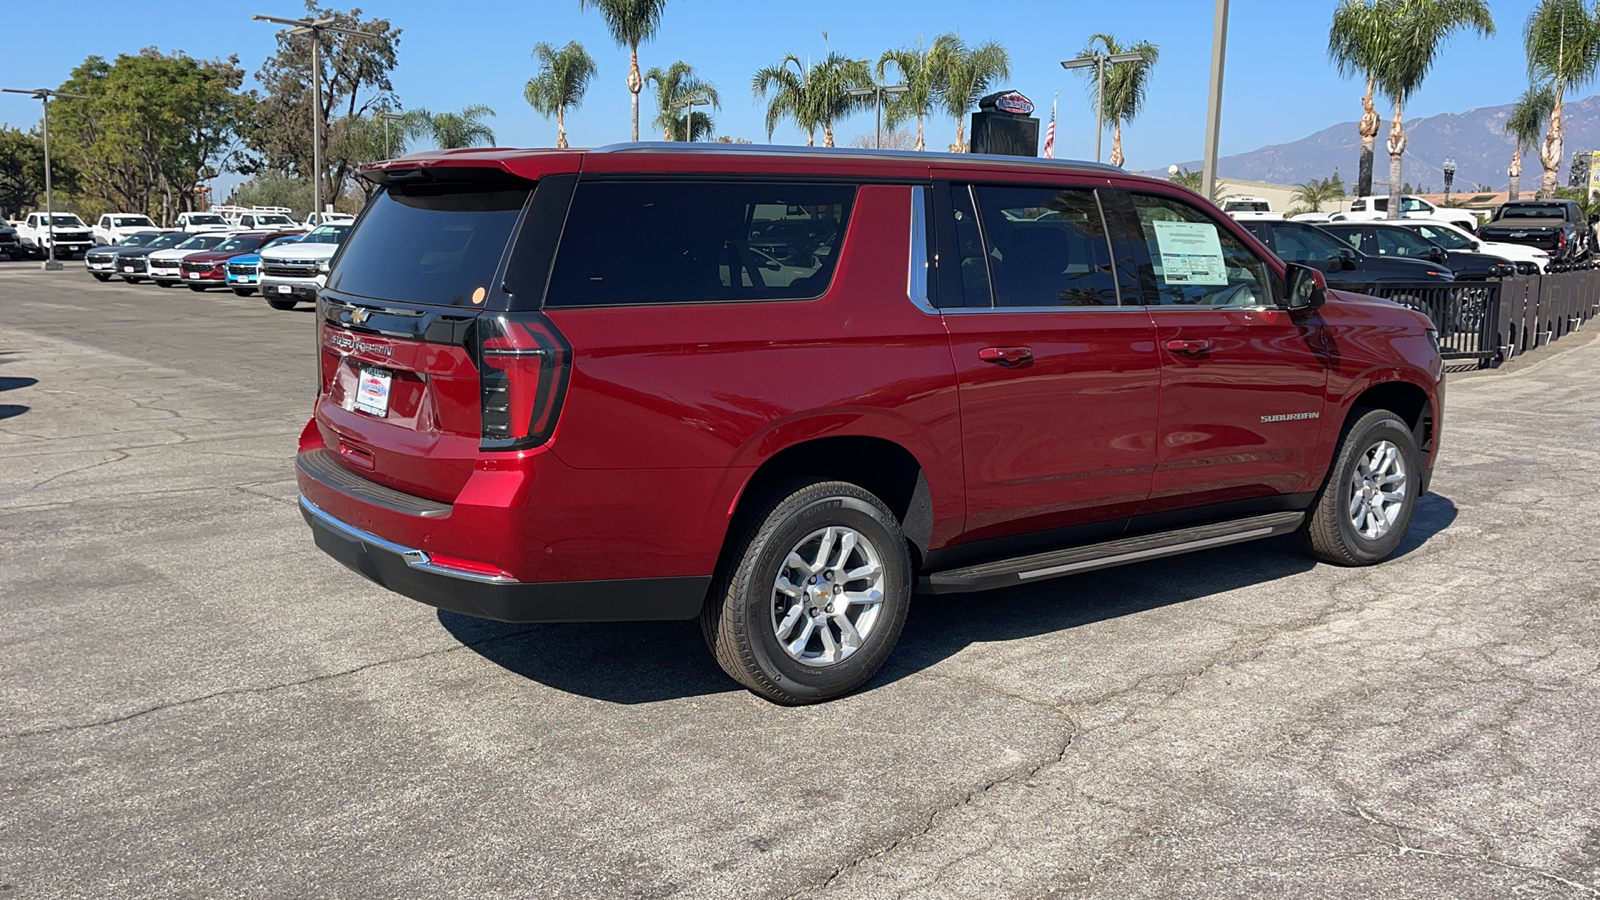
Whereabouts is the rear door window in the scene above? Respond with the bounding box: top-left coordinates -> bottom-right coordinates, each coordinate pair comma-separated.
545,181 -> 856,307
1271,225 -> 1345,263
968,184 -> 1118,307
326,182 -> 530,307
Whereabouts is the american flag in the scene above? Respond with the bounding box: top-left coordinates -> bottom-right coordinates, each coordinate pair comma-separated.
1042,95 -> 1056,159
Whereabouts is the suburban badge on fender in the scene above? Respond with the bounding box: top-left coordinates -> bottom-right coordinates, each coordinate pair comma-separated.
1261,412 -> 1321,423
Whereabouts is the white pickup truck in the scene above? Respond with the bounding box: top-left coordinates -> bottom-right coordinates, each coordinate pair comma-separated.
1330,195 -> 1482,232
92,213 -> 159,245
1220,196 -> 1285,221
174,211 -> 233,234
17,212 -> 96,259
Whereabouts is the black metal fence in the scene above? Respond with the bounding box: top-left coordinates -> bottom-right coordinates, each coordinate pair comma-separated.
1351,268 -> 1600,368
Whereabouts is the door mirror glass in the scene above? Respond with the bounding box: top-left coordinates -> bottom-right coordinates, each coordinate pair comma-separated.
1283,263 -> 1327,311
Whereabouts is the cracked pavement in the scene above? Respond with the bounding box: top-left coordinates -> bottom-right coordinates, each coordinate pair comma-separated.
2,261 -> 1598,898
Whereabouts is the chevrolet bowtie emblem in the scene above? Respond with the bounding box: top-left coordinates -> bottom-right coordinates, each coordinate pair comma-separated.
350,308 -> 369,325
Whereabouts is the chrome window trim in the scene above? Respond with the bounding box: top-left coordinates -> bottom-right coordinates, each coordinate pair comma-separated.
907,185 -> 936,314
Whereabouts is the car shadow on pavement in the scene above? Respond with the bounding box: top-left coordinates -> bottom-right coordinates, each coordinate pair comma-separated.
440,493 -> 1459,705
0,375 -> 37,420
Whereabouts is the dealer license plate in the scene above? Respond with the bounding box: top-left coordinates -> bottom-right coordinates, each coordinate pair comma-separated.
355,366 -> 391,418
122,266 -> 133,272
277,284 -> 291,294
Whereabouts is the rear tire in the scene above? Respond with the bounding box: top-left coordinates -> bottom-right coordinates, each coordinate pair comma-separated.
701,479 -> 912,704
267,298 -> 298,310
1301,409 -> 1421,566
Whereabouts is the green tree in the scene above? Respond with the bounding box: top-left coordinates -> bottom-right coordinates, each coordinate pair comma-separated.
753,50 -> 872,147
225,173 -> 315,219
51,49 -> 250,223
1329,0 -> 1391,197
403,105 -> 496,149
1525,0 -> 1600,197
1293,174 -> 1348,211
1505,83 -> 1555,200
1071,34 -> 1158,168
929,35 -> 1010,152
1169,166 -> 1224,203
645,61 -> 719,141
580,0 -> 670,142
0,127 -> 67,220
526,41 -> 597,149
877,37 -> 938,152
249,1 -> 401,207
1372,0 -> 1495,218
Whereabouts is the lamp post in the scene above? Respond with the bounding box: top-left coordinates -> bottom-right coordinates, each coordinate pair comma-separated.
252,14 -> 381,222
1060,51 -> 1146,164
1443,157 -> 1456,203
2,87 -> 88,271
846,84 -> 909,149
1200,0 -> 1230,203
377,111 -> 405,159
670,97 -> 710,142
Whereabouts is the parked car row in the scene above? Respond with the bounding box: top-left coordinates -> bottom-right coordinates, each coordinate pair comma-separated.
76,223 -> 352,310
3,207 -> 358,262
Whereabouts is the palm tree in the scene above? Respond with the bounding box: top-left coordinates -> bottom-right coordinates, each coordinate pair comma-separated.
580,0 -> 670,141
1292,174 -> 1348,212
1372,0 -> 1495,218
877,38 -> 938,151
753,51 -> 872,147
1525,0 -> 1600,197
403,105 -> 497,149
525,42 -> 596,150
1072,34 -> 1158,168
645,61 -> 720,141
1169,167 -> 1225,204
1329,0 -> 1391,198
929,35 -> 1010,152
1505,83 -> 1555,200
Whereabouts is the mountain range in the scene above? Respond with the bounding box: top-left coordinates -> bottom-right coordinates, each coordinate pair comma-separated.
1161,93 -> 1600,192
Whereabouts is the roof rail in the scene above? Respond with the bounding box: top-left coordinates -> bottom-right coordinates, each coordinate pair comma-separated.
589,141 -> 1125,174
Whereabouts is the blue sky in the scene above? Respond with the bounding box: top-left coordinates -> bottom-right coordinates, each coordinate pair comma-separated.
0,0 -> 1557,176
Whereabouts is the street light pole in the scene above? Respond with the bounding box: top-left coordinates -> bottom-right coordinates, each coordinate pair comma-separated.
1443,157 -> 1457,203
1060,51 -> 1146,164
671,97 -> 710,142
2,87 -> 88,271
252,14 -> 381,222
378,111 -> 405,159
1200,0 -> 1230,202
846,85 -> 909,149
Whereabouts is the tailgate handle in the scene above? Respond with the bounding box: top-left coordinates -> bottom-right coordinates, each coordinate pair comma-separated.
1165,339 -> 1211,354
978,346 -> 1033,365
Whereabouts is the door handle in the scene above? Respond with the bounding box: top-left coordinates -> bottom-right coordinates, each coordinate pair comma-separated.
1165,339 -> 1211,354
978,346 -> 1033,365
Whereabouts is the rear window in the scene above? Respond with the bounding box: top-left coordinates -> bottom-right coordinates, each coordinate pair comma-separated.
1497,205 -> 1564,219
1224,201 -> 1270,213
187,215 -> 225,225
327,184 -> 528,306
545,181 -> 856,307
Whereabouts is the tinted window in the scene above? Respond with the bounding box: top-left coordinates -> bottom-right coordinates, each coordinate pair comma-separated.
186,214 -> 225,225
115,233 -> 158,247
1272,225 -> 1346,262
1129,193 -> 1274,307
1411,224 -> 1470,249
264,235 -> 301,249
144,233 -> 188,250
971,184 -> 1117,307
546,181 -> 855,307
328,184 -> 527,307
1376,228 -> 1433,257
215,235 -> 266,253
1224,201 -> 1270,212
1498,204 -> 1564,219
1325,227 -> 1367,253
948,186 -> 992,307
177,234 -> 227,250
112,216 -> 154,227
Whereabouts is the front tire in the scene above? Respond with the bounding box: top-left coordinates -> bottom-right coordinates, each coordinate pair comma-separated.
188,285 -> 206,292
1301,409 -> 1421,566
267,298 -> 298,310
701,479 -> 912,704
156,280 -> 176,288
92,273 -> 111,282
232,287 -> 256,297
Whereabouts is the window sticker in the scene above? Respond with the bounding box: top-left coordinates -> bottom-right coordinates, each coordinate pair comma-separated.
1152,220 -> 1228,286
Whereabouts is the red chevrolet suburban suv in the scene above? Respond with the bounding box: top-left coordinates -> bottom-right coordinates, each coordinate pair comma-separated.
297,144 -> 1443,704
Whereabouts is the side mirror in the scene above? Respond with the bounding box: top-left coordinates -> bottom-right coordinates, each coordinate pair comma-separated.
1283,263 -> 1328,311
1428,246 -> 1448,264
1337,247 -> 1358,270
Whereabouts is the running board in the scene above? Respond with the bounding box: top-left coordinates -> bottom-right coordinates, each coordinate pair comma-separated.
918,511 -> 1305,595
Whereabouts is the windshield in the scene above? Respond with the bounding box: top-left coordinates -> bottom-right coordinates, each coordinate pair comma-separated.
1224,201 -> 1270,212
144,233 -> 189,250
254,215 -> 294,226
1413,224 -> 1470,249
176,234 -> 227,250
187,214 -> 225,225
215,235 -> 265,253
112,216 -> 155,227
115,232 -> 159,247
1498,205 -> 1563,219
264,235 -> 302,248
46,214 -> 86,226
301,224 -> 351,244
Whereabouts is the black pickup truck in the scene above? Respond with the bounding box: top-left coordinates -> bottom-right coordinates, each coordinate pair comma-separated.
1477,199 -> 1592,263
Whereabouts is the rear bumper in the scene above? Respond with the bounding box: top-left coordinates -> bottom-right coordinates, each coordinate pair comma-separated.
299,494 -> 710,623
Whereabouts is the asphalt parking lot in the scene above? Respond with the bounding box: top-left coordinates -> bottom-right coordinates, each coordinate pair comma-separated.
2,258 -> 1598,899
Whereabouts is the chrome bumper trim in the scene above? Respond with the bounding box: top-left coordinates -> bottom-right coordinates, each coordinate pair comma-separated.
298,494 -> 519,585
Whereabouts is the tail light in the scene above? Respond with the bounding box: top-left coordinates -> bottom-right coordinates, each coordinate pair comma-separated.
475,312 -> 572,451
1558,232 -> 1568,250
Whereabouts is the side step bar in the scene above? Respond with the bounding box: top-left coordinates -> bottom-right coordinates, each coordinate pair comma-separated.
918,511 -> 1305,595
